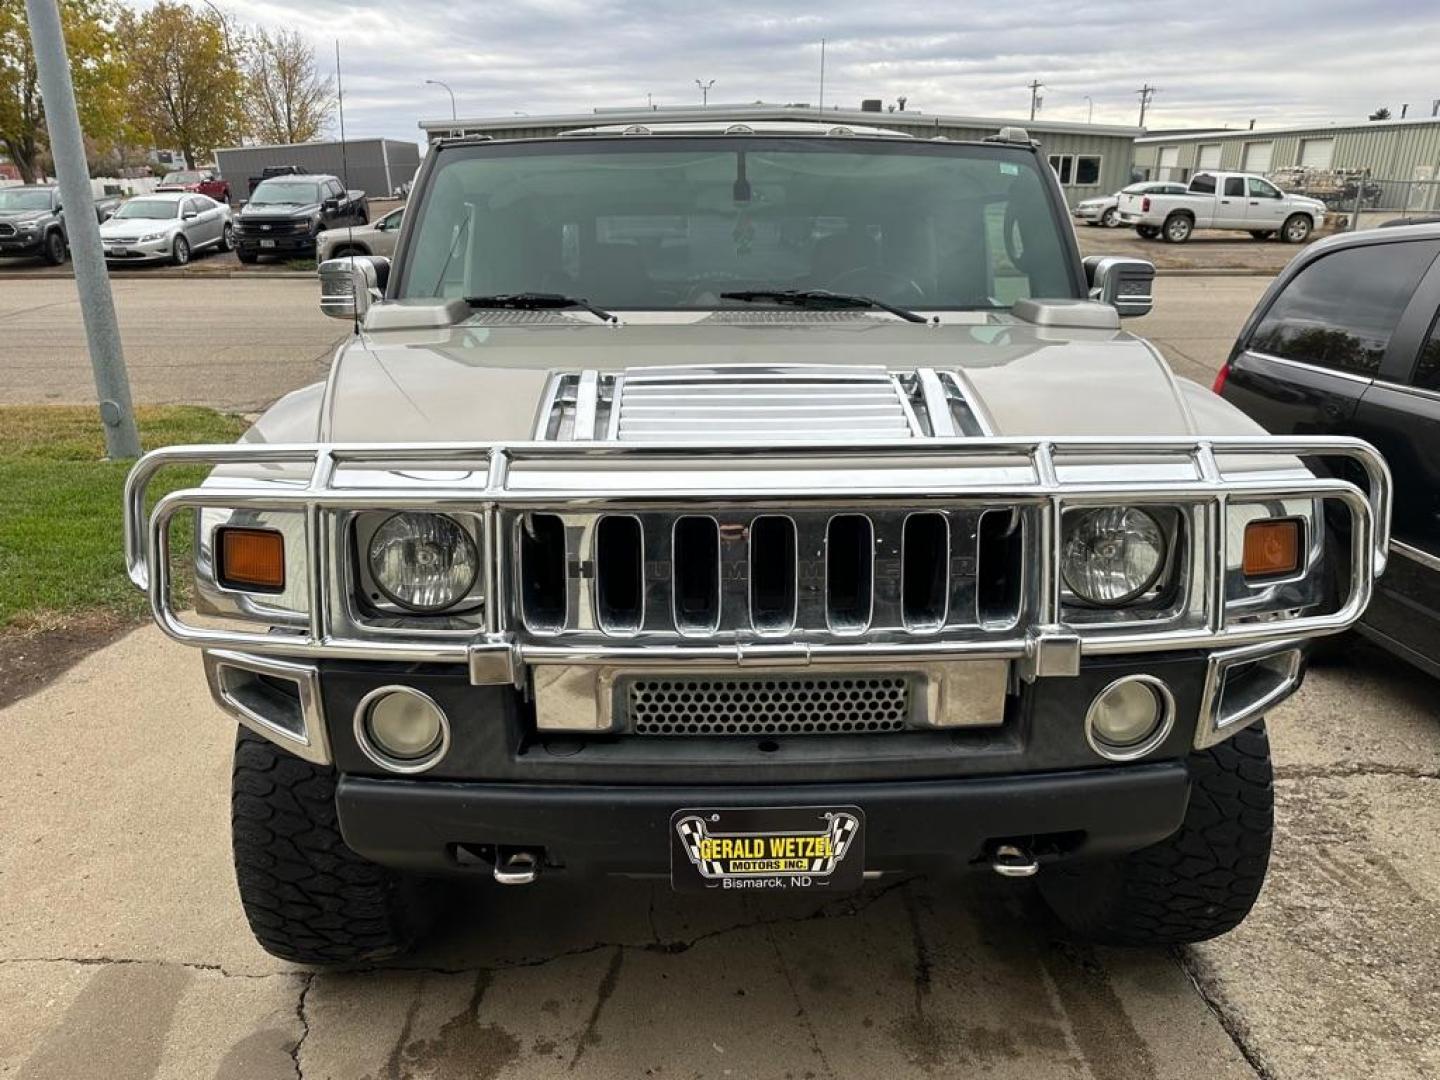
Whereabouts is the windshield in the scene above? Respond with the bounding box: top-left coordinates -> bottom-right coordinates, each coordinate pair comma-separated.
0,189 -> 53,212
161,171 -> 203,184
398,138 -> 1078,309
114,199 -> 180,220
250,181 -> 319,205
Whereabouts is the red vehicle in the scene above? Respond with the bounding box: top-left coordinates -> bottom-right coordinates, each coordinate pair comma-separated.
155,169 -> 231,204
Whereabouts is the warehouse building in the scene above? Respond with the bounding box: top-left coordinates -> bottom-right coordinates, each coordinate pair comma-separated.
418,103 -> 1141,208
1134,118 -> 1440,211
214,138 -> 421,198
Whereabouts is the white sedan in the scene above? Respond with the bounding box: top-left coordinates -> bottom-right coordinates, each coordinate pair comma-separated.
1073,181 -> 1188,228
100,192 -> 233,266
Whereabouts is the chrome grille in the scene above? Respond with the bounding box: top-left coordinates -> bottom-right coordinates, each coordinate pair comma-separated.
513,506 -> 1026,643
626,675 -> 911,735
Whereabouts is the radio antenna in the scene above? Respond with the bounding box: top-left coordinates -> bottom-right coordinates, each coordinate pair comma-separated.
335,39 -> 359,334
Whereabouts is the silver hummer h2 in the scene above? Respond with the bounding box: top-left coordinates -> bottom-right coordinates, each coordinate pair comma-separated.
124,121 -> 1391,964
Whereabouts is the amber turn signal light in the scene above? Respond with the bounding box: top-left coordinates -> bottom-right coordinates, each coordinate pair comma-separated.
216,527 -> 285,592
1242,519 -> 1301,579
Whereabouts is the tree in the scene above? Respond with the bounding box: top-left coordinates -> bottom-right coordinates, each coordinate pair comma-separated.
120,1 -> 245,166
0,0 -> 130,183
1368,107 -> 1392,121
247,28 -> 332,145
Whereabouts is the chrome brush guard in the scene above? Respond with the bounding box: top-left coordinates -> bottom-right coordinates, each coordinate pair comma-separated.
124,436 -> 1391,687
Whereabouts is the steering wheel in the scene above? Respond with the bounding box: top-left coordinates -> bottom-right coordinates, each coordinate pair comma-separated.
827,267 -> 927,304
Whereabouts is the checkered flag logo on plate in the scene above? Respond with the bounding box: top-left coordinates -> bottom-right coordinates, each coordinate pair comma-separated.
674,811 -> 861,880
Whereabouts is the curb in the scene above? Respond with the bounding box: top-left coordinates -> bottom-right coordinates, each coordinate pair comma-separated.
8,268 -> 315,280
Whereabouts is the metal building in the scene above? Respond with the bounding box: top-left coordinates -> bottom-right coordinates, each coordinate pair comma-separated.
418,104 -> 1140,208
1134,117 -> 1440,189
213,138 -> 421,198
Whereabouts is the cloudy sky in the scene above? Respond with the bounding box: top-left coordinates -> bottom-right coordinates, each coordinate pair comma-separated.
148,0 -> 1440,142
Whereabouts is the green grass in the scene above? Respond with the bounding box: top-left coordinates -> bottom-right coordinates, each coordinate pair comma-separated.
0,406 -> 248,629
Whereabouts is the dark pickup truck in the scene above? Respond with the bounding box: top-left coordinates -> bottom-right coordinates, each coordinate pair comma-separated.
232,173 -> 368,263
0,185 -> 120,265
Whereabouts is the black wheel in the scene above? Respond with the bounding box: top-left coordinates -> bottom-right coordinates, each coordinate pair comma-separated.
171,234 -> 190,266
1039,722 -> 1273,946
1101,207 -> 1121,228
1162,213 -> 1194,243
236,247 -> 259,264
1282,214 -> 1312,244
1248,230 -> 1275,241
220,223 -> 234,252
231,726 -> 424,965
1136,224 -> 1161,240
42,230 -> 67,265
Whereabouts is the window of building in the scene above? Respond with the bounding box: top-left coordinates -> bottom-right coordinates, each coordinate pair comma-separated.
1074,155 -> 1101,185
1048,154 -> 1074,184
1248,241 -> 1440,376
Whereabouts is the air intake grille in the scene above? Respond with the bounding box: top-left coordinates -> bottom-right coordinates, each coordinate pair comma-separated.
626,676 -> 911,736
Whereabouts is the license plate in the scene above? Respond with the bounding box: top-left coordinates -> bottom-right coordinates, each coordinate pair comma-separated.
260,239 -> 276,248
671,806 -> 864,892
111,247 -> 128,256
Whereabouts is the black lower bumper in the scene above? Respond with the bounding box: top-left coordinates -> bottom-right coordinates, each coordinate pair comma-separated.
234,236 -> 315,254
336,763 -> 1191,878
0,239 -> 43,256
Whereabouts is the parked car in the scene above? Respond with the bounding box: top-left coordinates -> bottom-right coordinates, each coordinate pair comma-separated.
1118,171 -> 1326,243
123,122 -> 1390,965
232,174 -> 368,263
1216,223 -> 1440,677
315,205 -> 404,262
0,185 -> 119,265
99,192 -> 233,266
1073,182 -> 1187,229
155,168 -> 231,204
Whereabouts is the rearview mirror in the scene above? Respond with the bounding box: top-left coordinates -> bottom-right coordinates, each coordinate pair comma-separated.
319,255 -> 390,322
1084,256 -> 1155,318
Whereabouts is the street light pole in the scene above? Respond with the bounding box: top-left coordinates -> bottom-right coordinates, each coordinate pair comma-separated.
695,79 -> 715,107
426,79 -> 457,121
23,0 -> 140,459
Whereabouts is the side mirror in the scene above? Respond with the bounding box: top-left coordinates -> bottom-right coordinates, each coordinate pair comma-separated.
323,198 -> 340,212
1084,256 -> 1155,318
183,210 -> 198,219
319,255 -> 390,322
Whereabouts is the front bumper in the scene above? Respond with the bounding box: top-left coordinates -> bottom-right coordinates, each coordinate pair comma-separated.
336,763 -> 1192,877
0,234 -> 43,255
1072,206 -> 1104,221
103,238 -> 171,262
234,231 -> 315,254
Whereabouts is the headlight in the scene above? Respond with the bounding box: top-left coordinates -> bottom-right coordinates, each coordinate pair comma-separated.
367,512 -> 479,612
18,221 -> 38,232
139,232 -> 166,242
1061,507 -> 1166,606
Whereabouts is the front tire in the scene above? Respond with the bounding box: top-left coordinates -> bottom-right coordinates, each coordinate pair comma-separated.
220,223 -> 234,252
1282,214 -> 1313,244
1101,207 -> 1121,228
1039,722 -> 1273,946
231,727 -> 423,965
42,230 -> 67,265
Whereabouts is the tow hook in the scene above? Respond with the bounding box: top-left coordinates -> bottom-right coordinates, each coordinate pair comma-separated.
990,844 -> 1040,878
493,850 -> 540,885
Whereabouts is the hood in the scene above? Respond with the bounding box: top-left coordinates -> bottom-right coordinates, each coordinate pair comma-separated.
100,218 -> 176,239
313,315 -> 1256,444
0,210 -> 48,223
240,202 -> 319,219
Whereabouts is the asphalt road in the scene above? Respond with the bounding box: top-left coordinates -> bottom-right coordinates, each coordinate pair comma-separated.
0,274 -> 1267,413
3,274 -> 1439,1078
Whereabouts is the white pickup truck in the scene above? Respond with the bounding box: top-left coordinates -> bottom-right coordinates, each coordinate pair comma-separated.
1117,171 -> 1326,243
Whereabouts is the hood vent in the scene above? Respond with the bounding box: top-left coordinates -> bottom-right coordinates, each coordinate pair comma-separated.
534,365 -> 988,442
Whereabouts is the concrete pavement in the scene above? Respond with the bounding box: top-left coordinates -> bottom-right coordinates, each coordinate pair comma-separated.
2,626 -> 1437,1079
0,275 -> 1270,414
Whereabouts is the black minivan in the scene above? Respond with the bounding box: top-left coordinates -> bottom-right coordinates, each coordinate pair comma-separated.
1216,223 -> 1440,677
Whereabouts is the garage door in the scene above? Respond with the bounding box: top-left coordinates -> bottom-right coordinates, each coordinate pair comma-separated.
1157,146 -> 1180,179
1300,138 -> 1334,169
1242,141 -> 1273,174
1197,144 -> 1223,170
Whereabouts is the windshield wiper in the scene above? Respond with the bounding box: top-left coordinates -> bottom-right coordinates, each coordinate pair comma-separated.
464,292 -> 616,323
719,289 -> 927,324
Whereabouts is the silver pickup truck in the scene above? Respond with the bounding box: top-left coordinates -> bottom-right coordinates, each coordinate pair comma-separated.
1118,170 -> 1327,243
124,122 -> 1389,965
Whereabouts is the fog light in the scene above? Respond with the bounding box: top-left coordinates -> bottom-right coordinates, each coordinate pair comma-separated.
1085,675 -> 1174,760
355,687 -> 449,772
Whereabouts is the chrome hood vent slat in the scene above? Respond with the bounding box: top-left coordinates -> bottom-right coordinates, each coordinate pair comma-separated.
534,365 -> 990,442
